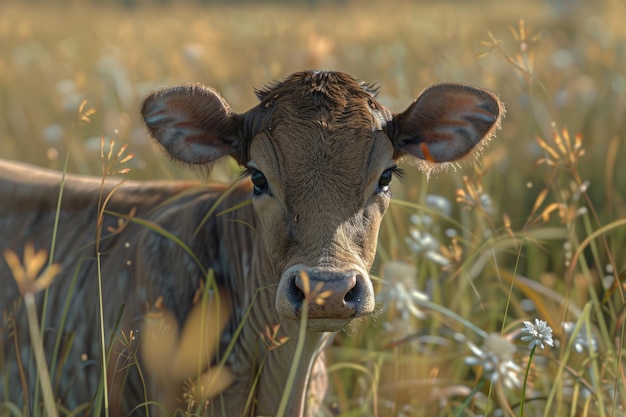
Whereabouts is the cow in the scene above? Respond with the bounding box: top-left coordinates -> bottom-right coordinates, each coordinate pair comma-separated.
0,70 -> 503,416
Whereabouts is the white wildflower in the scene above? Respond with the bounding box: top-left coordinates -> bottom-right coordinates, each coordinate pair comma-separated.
464,333 -> 522,389
562,322 -> 597,353
378,261 -> 428,321
425,194 -> 452,216
520,319 -> 554,350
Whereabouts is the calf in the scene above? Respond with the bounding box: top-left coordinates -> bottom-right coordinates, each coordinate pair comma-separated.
0,71 -> 502,416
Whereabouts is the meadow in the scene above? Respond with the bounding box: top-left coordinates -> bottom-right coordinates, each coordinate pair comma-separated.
1,0 -> 625,415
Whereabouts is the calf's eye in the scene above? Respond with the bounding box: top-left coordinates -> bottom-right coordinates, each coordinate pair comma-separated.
251,170 -> 269,194
378,169 -> 393,191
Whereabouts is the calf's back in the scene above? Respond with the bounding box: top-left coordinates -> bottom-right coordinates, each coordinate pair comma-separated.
0,159 -> 249,413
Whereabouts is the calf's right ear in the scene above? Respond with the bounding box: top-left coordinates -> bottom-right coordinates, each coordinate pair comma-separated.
142,84 -> 243,165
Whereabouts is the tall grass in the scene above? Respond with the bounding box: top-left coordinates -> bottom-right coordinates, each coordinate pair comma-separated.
1,0 -> 625,416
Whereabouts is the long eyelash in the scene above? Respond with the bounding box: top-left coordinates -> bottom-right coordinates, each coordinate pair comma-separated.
240,167 -> 256,179
391,166 -> 405,179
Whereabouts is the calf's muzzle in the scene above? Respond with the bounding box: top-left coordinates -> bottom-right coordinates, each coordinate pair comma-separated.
276,264 -> 375,332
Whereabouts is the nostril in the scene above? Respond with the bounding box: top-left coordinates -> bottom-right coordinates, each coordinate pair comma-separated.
293,284 -> 305,302
290,274 -> 306,301
293,271 -> 308,298
343,276 -> 361,304
345,287 -> 355,300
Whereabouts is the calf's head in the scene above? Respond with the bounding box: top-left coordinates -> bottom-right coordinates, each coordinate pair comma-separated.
142,71 -> 502,332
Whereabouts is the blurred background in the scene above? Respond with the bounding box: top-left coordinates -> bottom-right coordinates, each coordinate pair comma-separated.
1,0 -> 625,415
1,0 -> 625,219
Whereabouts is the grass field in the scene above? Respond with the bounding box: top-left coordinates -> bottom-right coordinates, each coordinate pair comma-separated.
1,0 -> 626,416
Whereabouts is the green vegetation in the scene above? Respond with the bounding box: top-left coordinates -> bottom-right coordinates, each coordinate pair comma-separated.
1,0 -> 625,415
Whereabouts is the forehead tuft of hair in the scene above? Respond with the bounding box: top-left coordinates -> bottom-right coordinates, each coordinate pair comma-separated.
254,71 -> 379,105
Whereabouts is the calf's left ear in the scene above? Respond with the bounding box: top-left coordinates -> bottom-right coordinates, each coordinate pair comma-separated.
391,84 -> 503,164
142,84 -> 242,164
